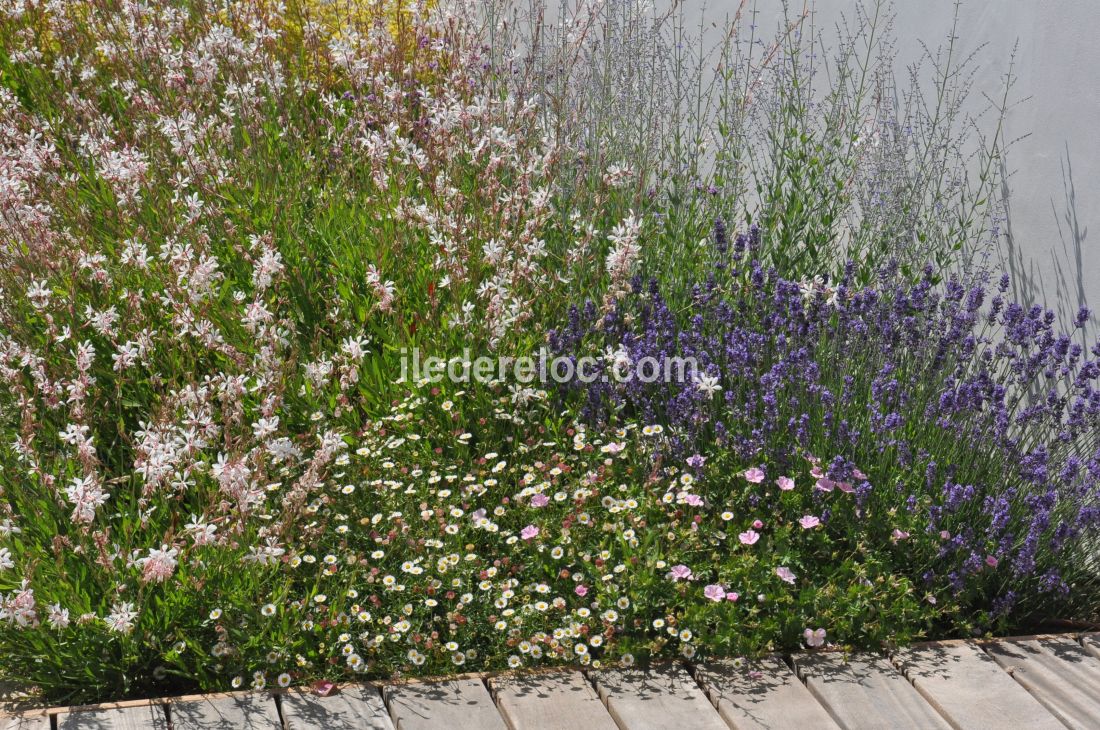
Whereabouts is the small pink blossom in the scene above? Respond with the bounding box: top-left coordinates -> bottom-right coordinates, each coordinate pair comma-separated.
575,585 -> 588,596
703,584 -> 726,602
775,567 -> 796,584
530,494 -> 549,508
725,592 -> 740,602
752,519 -> 763,529
743,467 -> 765,483
891,528 -> 910,542
798,515 -> 821,529
668,564 -> 693,581
738,530 -> 760,546
810,466 -> 824,478
814,478 -> 834,492
683,493 -> 704,507
803,628 -> 826,648
985,555 -> 999,568
775,476 -> 795,491
853,468 -> 868,480
836,481 -> 855,494
520,524 -> 540,541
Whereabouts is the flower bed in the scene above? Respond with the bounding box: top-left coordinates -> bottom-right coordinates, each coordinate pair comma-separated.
0,0 -> 1096,706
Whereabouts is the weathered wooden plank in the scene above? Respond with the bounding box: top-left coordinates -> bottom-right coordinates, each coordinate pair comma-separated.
894,642 -> 1061,729
489,671 -> 617,730
166,693 -> 281,729
694,656 -> 840,730
57,704 -> 168,730
383,679 -> 507,730
281,685 -> 395,730
1,714 -> 50,730
987,637 -> 1100,728
794,653 -> 951,730
1081,633 -> 1100,661
591,664 -> 728,730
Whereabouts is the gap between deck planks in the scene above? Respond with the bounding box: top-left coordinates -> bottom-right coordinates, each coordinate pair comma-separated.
11,633 -> 1100,729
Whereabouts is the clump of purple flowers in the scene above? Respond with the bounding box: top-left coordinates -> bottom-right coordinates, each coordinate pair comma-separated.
549,222 -> 1100,630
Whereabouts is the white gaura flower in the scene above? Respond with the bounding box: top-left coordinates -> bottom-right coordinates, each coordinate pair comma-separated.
694,372 -> 722,397
105,602 -> 138,634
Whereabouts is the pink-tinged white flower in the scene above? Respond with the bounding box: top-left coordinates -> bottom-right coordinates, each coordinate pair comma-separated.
743,467 -> 765,483
0,581 -> 38,628
703,584 -> 726,602
798,515 -> 821,529
105,601 -> 138,634
138,545 -> 179,583
738,530 -> 760,546
185,515 -> 217,546
667,564 -> 693,581
520,524 -> 540,541
529,494 -> 549,508
0,548 -> 13,572
775,567 -> 797,584
891,529 -> 910,542
47,603 -> 70,630
803,628 -> 826,648
775,476 -> 795,491
682,493 -> 704,507
65,476 -> 109,524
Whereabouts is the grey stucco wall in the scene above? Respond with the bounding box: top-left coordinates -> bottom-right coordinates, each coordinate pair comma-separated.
680,0 -> 1100,327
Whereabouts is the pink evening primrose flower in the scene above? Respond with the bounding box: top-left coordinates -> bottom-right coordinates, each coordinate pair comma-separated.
798,515 -> 821,529
836,481 -> 855,494
743,467 -> 766,483
575,585 -> 588,597
776,476 -> 795,491
775,567 -> 797,584
703,584 -> 726,602
683,493 -> 704,507
668,564 -> 693,581
814,478 -> 835,492
891,528 -> 910,542
803,628 -> 827,648
530,494 -> 550,508
985,555 -> 999,568
726,591 -> 740,602
520,524 -> 540,541
738,530 -> 760,546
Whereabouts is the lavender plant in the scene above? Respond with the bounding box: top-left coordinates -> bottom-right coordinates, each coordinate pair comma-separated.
550,222 -> 1100,630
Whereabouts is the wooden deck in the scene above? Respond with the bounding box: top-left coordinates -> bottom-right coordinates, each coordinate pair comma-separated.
8,634 -> 1100,729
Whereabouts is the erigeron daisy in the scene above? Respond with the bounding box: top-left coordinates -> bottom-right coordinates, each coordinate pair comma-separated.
209,608 -> 223,620
261,604 -> 276,617
277,673 -> 291,688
